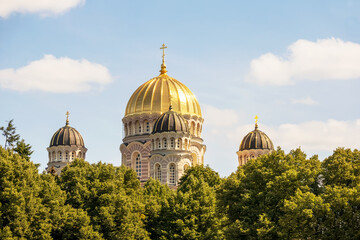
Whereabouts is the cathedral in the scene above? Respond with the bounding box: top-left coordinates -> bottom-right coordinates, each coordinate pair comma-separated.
46,44 -> 274,185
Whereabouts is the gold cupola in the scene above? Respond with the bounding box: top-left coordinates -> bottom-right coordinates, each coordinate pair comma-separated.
124,44 -> 202,118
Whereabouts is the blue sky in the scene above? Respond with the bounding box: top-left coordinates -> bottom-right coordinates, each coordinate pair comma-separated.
1,0 -> 360,176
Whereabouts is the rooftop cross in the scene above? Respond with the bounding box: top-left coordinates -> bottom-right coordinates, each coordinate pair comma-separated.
255,115 -> 259,130
160,43 -> 167,64
66,111 -> 70,125
159,43 -> 168,75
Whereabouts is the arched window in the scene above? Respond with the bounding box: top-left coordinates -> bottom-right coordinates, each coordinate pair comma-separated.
197,123 -> 201,136
65,151 -> 69,161
191,122 -> 195,135
135,153 -> 141,178
170,138 -> 175,148
124,123 -> 128,136
144,120 -> 150,132
135,121 -> 140,134
128,122 -> 132,135
155,163 -> 161,181
184,139 -> 188,150
122,154 -> 126,165
169,163 -> 176,185
52,151 -> 56,161
156,138 -> 161,149
58,151 -> 62,161
163,138 -> 167,148
152,139 -> 155,150
177,138 -> 182,149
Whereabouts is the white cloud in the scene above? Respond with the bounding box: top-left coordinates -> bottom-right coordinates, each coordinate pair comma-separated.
290,96 -> 319,105
271,119 -> 360,151
0,0 -> 85,18
202,104 -> 239,127
0,54 -> 112,93
246,38 -> 360,85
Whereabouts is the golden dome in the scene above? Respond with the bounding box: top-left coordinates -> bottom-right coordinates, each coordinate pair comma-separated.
125,71 -> 202,118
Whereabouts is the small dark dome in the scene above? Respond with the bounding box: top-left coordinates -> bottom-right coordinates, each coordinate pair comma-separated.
49,122 -> 85,147
152,106 -> 189,134
239,124 -> 274,151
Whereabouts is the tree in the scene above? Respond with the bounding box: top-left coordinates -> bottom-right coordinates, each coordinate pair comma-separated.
0,146 -> 103,239
278,189 -> 331,239
58,159 -> 149,239
217,148 -> 322,239
0,145 -> 52,239
143,178 -> 175,239
0,119 -> 20,149
143,166 -> 225,240
178,165 -> 222,189
322,148 -> 360,187
14,139 -> 33,161
174,174 -> 225,239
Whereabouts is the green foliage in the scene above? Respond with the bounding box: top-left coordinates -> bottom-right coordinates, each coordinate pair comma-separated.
218,147 -> 322,239
279,189 -> 331,239
143,166 -> 224,240
0,119 -> 20,149
143,178 -> 175,239
59,159 -> 149,239
174,174 -> 224,239
1,144 -> 360,239
14,139 -> 33,161
178,165 -> 222,189
0,146 -> 101,239
0,146 -> 52,239
322,148 -> 360,187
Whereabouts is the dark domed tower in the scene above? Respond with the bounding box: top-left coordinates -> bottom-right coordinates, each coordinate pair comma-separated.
149,106 -> 192,187
46,112 -> 87,175
237,117 -> 274,166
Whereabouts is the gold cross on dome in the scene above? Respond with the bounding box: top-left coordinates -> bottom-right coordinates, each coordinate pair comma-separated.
66,111 -> 70,125
160,44 -> 167,63
255,115 -> 258,124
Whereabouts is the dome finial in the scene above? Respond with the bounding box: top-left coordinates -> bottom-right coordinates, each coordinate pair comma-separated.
66,111 -> 70,126
160,43 -> 168,75
255,115 -> 258,130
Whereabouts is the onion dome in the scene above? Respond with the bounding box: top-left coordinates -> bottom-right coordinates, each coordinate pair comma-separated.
239,122 -> 274,151
125,44 -> 201,117
49,113 -> 85,147
152,106 -> 189,134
